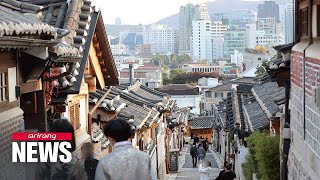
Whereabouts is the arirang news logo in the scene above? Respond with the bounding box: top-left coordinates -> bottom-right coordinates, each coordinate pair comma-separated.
12,132 -> 72,163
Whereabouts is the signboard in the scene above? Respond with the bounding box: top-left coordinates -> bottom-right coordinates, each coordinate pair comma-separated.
169,149 -> 179,172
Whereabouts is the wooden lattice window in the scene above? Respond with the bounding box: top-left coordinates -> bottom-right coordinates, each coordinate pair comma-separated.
69,102 -> 81,130
0,70 -> 8,102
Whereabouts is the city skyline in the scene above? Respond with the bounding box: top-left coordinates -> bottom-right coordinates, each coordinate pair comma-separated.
93,0 -> 214,25
93,0 -> 264,25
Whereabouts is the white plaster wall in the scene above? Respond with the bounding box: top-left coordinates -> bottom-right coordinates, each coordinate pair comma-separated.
171,95 -> 201,115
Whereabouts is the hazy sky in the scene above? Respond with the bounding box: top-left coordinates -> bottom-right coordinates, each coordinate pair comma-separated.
92,0 -> 216,25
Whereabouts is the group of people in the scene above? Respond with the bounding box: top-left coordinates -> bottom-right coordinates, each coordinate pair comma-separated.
37,118 -> 152,180
190,135 -> 236,180
193,135 -> 209,151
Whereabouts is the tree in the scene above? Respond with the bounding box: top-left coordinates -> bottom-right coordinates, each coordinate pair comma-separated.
177,54 -> 192,67
242,132 -> 280,180
152,55 -> 169,66
170,69 -> 185,77
255,60 -> 268,77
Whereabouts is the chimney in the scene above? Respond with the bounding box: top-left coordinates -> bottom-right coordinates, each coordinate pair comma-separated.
129,64 -> 134,85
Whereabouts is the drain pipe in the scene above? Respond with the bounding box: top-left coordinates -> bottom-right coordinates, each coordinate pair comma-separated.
129,64 -> 134,85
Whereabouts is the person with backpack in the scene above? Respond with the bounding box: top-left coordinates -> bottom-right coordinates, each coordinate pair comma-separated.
190,142 -> 199,167
198,144 -> 206,161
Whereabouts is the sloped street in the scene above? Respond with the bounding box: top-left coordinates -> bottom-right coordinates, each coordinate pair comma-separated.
165,145 -> 222,180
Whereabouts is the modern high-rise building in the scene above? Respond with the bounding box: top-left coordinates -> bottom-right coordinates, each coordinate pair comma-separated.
256,17 -> 284,47
257,1 -> 280,21
192,20 -> 213,62
179,4 -> 195,55
245,23 -> 258,49
191,20 -> 227,63
211,21 -> 228,61
284,1 -> 294,43
223,29 -> 247,59
121,25 -> 145,51
110,44 -> 129,55
143,24 -> 177,54
194,4 -> 209,20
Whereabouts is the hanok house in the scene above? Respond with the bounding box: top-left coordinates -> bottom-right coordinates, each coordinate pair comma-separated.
88,82 -> 174,179
265,43 -> 294,180
211,79 -> 286,178
156,84 -> 202,115
0,1 -> 80,179
187,117 -> 213,142
286,0 -> 320,179
23,0 -> 119,157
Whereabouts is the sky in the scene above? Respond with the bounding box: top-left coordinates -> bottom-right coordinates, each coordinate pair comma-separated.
92,0 -> 216,25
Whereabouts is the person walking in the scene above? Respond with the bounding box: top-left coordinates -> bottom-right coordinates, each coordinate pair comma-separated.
190,142 -> 198,167
81,142 -> 99,180
198,159 -> 212,180
198,144 -> 206,161
36,119 -> 87,180
194,135 -> 200,144
215,162 -> 228,180
95,119 -> 151,180
202,138 -> 208,152
221,163 -> 236,180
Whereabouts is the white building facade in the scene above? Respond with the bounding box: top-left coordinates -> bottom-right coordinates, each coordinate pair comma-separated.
212,21 -> 227,61
143,24 -> 177,54
194,4 -> 209,20
256,17 -> 284,47
192,20 -> 227,63
192,20 -> 213,62
110,44 -> 129,55
182,63 -> 221,73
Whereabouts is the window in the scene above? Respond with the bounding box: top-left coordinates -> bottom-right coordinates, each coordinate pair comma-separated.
0,70 -> 8,102
205,91 -> 212,98
301,7 -> 309,36
69,102 -> 80,130
215,92 -> 223,98
318,5 -> 320,36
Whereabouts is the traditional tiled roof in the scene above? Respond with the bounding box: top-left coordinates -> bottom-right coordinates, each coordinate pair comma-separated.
252,82 -> 285,119
23,0 -> 119,93
243,97 -> 269,131
156,84 -> 199,96
0,2 -> 56,37
266,43 -> 294,71
52,42 -> 80,57
130,83 -> 169,107
190,117 -> 213,129
89,83 -> 172,127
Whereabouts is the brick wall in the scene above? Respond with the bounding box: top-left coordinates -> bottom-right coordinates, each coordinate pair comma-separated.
288,50 -> 320,179
291,51 -> 303,88
0,112 -> 25,180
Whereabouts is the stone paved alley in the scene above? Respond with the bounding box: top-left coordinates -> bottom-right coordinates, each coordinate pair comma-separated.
165,145 -> 223,180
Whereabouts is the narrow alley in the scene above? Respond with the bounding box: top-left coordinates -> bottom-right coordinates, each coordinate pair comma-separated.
166,145 -> 222,180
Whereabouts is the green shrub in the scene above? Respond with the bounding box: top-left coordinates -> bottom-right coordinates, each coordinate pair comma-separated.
242,132 -> 280,180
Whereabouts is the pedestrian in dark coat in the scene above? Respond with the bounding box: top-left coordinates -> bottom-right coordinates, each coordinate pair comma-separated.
198,144 -> 206,161
221,163 -> 236,180
190,143 -> 198,167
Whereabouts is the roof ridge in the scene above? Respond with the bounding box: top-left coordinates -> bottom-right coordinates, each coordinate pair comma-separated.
1,0 -> 46,13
